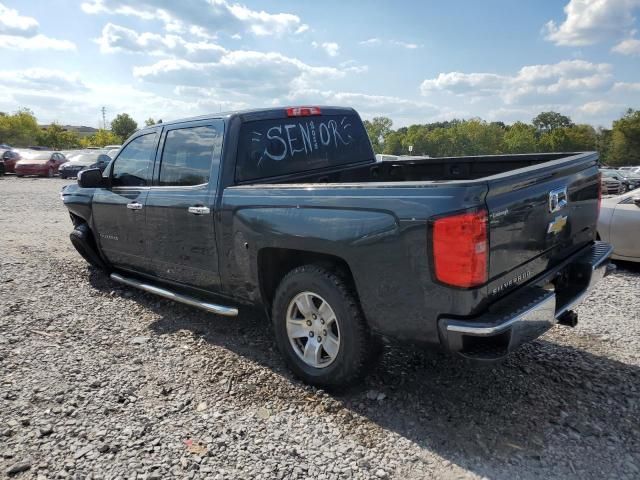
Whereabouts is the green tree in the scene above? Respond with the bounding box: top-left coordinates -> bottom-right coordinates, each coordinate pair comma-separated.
563,124 -> 597,151
607,108 -> 640,166
81,129 -> 122,148
144,118 -> 156,127
363,117 -> 393,153
532,111 -> 573,132
382,131 -> 405,155
110,113 -> 138,142
503,122 -> 538,153
596,127 -> 612,164
37,123 -> 82,149
0,108 -> 40,146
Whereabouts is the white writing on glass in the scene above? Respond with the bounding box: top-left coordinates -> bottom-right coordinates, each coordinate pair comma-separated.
253,117 -> 353,165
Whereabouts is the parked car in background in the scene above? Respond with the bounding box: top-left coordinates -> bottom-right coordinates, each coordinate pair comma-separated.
0,143 -> 11,149
2,149 -> 21,173
598,191 -> 640,262
106,148 -> 120,158
103,144 -> 121,150
15,151 -> 67,177
601,168 -> 640,192
618,166 -> 640,174
59,152 -> 111,178
601,175 -> 625,195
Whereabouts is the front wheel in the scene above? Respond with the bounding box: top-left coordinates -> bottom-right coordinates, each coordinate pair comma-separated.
272,265 -> 373,389
47,167 -> 55,178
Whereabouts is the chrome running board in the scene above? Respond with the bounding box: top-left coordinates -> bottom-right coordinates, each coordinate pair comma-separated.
110,273 -> 238,317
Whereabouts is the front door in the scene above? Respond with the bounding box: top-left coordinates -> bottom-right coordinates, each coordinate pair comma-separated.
144,120 -> 224,291
92,130 -> 159,272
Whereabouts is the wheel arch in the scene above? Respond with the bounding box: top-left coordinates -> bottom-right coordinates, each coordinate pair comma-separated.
257,247 -> 359,313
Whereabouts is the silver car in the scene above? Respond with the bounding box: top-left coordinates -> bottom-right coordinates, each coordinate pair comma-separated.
597,190 -> 640,262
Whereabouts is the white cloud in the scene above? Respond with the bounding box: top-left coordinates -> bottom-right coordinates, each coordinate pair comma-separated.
0,34 -> 76,51
0,2 -> 39,37
421,60 -> 613,104
81,0 -> 307,37
133,50 -> 346,97
359,38 -> 381,46
390,40 -> 420,49
0,68 -> 87,92
312,41 -> 339,57
420,72 -> 506,95
0,3 -> 76,51
95,23 -> 226,61
612,36 -> 640,55
544,0 -> 640,46
359,37 -> 421,49
579,100 -> 624,115
613,81 -> 640,91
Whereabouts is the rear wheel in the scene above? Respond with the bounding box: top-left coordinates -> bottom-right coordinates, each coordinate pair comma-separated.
272,265 -> 373,389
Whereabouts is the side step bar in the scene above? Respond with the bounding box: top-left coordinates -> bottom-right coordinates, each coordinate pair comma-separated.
110,273 -> 238,317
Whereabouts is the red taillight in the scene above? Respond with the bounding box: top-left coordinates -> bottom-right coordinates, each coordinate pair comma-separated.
286,106 -> 321,117
431,210 -> 488,288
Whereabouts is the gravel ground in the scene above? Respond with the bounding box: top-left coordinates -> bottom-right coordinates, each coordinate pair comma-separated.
1,176 -> 638,480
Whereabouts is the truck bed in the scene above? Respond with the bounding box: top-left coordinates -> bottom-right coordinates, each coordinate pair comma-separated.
249,152 -> 586,185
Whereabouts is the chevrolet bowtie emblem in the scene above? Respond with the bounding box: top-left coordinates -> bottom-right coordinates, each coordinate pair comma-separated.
547,215 -> 567,235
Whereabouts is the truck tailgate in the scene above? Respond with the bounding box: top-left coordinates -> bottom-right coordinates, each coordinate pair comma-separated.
484,152 -> 600,297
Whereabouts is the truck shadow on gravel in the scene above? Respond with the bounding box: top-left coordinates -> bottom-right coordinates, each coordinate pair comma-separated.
88,267 -> 639,479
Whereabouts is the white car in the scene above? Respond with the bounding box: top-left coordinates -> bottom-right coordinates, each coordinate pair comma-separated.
597,190 -> 640,262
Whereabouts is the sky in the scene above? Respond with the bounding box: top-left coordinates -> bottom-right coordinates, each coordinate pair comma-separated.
0,0 -> 639,129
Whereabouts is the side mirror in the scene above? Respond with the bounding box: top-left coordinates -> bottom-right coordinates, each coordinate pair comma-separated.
78,168 -> 107,188
633,197 -> 640,207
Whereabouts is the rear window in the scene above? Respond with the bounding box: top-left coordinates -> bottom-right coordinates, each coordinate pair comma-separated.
236,114 -> 373,182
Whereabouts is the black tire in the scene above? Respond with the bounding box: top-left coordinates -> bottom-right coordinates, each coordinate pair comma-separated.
47,167 -> 54,178
272,265 -> 372,389
69,223 -> 110,272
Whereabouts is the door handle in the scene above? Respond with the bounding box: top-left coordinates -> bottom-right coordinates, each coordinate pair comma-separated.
188,206 -> 210,215
126,202 -> 143,210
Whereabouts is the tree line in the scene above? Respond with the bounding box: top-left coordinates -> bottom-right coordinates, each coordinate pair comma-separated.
0,109 -> 144,149
364,109 -> 640,166
1,107 -> 639,166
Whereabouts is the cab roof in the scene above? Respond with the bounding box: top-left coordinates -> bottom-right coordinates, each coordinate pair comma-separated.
137,106 -> 358,134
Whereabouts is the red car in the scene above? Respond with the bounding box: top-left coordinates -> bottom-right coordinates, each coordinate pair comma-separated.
14,151 -> 67,177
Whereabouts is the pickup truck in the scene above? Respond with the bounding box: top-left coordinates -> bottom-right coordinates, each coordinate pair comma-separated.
61,106 -> 613,388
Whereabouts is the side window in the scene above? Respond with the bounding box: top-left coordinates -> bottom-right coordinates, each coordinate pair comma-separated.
111,133 -> 157,187
158,125 -> 221,187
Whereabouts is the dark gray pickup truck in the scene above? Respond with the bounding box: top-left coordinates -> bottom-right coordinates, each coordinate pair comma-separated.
62,106 -> 612,387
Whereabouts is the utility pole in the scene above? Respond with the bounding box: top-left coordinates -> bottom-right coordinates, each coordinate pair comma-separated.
101,106 -> 106,129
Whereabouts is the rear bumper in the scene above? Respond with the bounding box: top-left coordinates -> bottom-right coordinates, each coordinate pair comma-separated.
438,241 -> 613,360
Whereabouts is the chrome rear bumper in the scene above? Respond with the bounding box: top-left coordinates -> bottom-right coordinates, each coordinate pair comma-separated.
439,241 -> 613,360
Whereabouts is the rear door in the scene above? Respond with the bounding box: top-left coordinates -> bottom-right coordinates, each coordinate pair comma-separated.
92,130 -> 160,272
144,120 -> 224,291
484,154 -> 600,297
